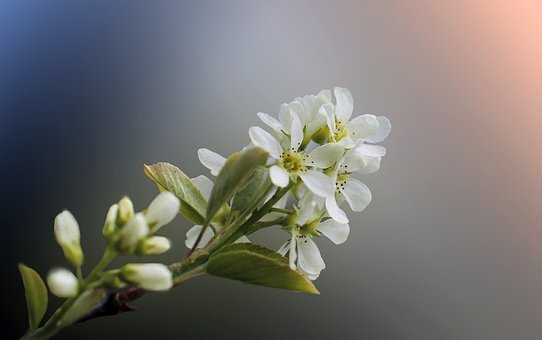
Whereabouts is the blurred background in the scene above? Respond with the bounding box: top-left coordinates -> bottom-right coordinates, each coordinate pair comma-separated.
1,1 -> 541,339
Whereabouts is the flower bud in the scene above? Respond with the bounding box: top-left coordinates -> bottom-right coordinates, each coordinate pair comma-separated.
121,263 -> 172,291
47,268 -> 79,297
117,213 -> 149,253
145,192 -> 180,231
54,210 -> 84,267
117,196 -> 134,225
139,236 -> 171,255
102,204 -> 119,238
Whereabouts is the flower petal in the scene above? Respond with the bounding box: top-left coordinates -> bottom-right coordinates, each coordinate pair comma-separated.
270,165 -> 289,187
334,87 -> 354,122
299,170 -> 335,198
191,175 -> 213,200
257,112 -> 283,133
348,114 -> 379,140
357,156 -> 382,174
290,111 -> 304,151
278,241 -> 290,256
309,143 -> 344,168
320,103 -> 336,133
325,196 -> 349,224
296,236 -> 325,275
249,126 -> 282,159
278,103 -> 292,133
367,116 -> 391,143
341,149 -> 367,172
198,148 -> 226,176
289,236 -> 297,270
355,144 -> 386,157
185,225 -> 214,249
317,219 -> 350,245
342,178 -> 372,212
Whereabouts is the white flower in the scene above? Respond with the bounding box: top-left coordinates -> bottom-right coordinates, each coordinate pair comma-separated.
47,268 -> 78,297
117,196 -> 135,225
249,112 -> 342,197
145,191 -> 180,231
198,148 -> 226,176
102,204 -> 119,237
54,210 -> 84,267
117,213 -> 149,253
191,175 -> 213,200
257,89 -> 331,140
185,224 -> 250,249
121,263 -> 173,291
321,87 -> 391,148
278,193 -> 349,280
140,236 -> 171,255
324,141 -> 385,223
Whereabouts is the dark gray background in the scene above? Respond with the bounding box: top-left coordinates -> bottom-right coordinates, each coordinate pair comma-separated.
2,1 -> 541,339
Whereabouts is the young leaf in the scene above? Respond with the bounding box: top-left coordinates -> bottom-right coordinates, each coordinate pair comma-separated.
205,147 -> 268,224
231,166 -> 272,217
144,162 -> 207,224
18,264 -> 48,330
206,243 -> 320,294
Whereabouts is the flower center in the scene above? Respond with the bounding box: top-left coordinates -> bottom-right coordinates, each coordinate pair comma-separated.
335,172 -> 350,193
279,150 -> 308,174
333,119 -> 348,141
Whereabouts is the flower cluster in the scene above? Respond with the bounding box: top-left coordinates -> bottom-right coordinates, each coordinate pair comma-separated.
47,192 -> 180,298
196,87 -> 390,279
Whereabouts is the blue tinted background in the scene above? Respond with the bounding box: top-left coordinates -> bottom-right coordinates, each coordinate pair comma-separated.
2,1 -> 541,339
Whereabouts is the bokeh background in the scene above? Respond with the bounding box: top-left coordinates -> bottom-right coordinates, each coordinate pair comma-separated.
2,1 -> 541,339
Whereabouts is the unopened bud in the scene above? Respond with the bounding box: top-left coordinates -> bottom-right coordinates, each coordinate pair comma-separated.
145,192 -> 180,231
47,268 -> 79,297
117,213 -> 149,253
117,196 -> 134,225
102,204 -> 119,238
139,236 -> 171,255
121,263 -> 172,291
54,210 -> 84,267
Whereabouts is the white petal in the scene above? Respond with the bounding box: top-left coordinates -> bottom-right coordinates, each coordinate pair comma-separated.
341,149 -> 367,172
348,114 -> 379,140
299,170 -> 335,198
342,178 -> 372,212
270,165 -> 289,187
290,111 -> 304,151
185,225 -> 214,249
297,192 -> 318,226
289,236 -> 297,270
296,237 -> 325,275
309,143 -> 344,168
356,144 -> 386,157
289,100 -> 308,126
278,103 -> 292,133
249,127 -> 282,159
367,116 -> 391,143
317,89 -> 332,103
257,112 -> 283,133
317,219 -> 350,245
336,137 -> 356,149
278,241 -> 290,256
300,268 -> 320,281
334,87 -> 354,122
325,197 -> 349,224
191,175 -> 213,200
145,191 -> 180,230
320,103 -> 336,133
198,148 -> 226,176
358,156 -> 382,174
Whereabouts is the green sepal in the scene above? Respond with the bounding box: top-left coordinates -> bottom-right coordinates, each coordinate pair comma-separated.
206,243 -> 320,294
144,162 -> 207,224
18,264 -> 48,330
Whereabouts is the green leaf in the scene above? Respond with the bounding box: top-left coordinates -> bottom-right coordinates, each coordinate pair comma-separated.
18,264 -> 48,330
206,147 -> 268,224
144,162 -> 207,224
206,243 -> 320,294
231,166 -> 272,216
